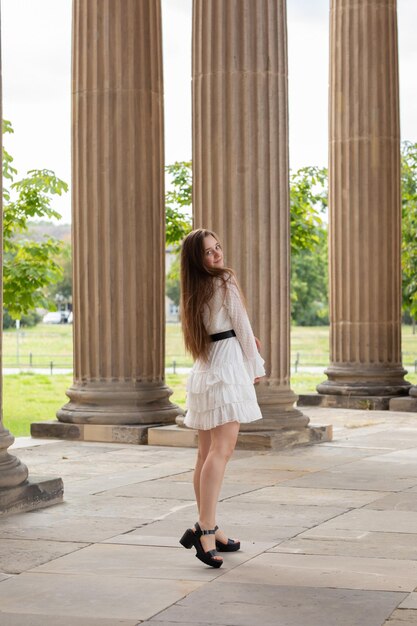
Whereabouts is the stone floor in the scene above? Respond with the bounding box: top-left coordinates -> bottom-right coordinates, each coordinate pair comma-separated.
1,407 -> 417,626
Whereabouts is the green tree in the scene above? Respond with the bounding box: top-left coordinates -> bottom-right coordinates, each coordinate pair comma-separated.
166,255 -> 180,306
290,166 -> 327,255
47,243 -> 72,301
289,166 -> 328,325
401,141 -> 417,323
2,120 -> 68,319
291,228 -> 329,326
165,161 -> 193,246
165,161 -> 192,309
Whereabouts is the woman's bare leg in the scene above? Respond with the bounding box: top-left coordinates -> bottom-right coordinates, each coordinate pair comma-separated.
198,421 -> 240,555
193,430 -> 235,545
193,429 -> 212,513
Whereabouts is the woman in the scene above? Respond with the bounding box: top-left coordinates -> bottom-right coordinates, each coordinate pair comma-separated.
179,228 -> 265,567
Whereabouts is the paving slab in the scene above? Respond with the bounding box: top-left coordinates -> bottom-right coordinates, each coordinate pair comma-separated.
0,539 -> 88,574
43,494 -> 192,520
228,485 -> 390,507
20,460 -> 194,482
157,467 -> 308,486
384,609 -> 417,624
11,441 -> 127,457
286,460 -> 417,491
221,553 -> 417,591
320,429 -> 417,451
102,531 -> 276,554
101,479 -> 197,500
316,509 -> 417,534
0,512 -> 142,542
400,593 -> 417,609
101,446 -> 198,463
0,573 -> 12,582
142,581 -> 405,626
100,478 -> 259,501
141,622 -> 221,626
270,529 -> 417,560
367,448 -> 417,464
161,468 -> 296,486
15,449 -> 151,466
218,467 -> 308,485
364,492 -> 417,511
113,516 -> 304,543
63,467 -> 198,497
30,543 -> 231,581
0,614 -> 137,626
228,447 -> 386,471
138,515 -> 306,545
0,572 -> 202,621
10,437 -> 60,449
185,499 -> 347,529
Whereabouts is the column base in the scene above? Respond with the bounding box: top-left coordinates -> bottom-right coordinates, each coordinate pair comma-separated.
0,425 -> 29,489
298,392 -> 393,411
57,381 -> 184,425
148,423 -> 332,450
389,396 -> 417,412
0,477 -> 64,517
31,420 -> 164,444
409,386 -> 417,398
248,383 -> 311,431
317,364 -> 411,397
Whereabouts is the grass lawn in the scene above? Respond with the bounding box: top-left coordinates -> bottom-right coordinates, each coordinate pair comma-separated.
3,373 -> 73,437
2,373 -> 188,437
3,323 -> 417,437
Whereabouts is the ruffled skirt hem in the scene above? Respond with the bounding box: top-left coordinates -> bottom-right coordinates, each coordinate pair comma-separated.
184,400 -> 262,431
184,336 -> 264,431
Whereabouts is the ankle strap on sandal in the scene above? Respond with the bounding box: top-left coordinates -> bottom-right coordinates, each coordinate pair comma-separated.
195,522 -> 216,536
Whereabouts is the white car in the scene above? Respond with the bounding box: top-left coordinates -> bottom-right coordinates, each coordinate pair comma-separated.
42,311 -> 64,324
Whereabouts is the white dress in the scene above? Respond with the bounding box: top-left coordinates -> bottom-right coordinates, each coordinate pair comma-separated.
184,277 -> 266,431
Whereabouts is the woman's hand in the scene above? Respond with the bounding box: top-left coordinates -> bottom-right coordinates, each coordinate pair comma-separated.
254,336 -> 261,352
254,377 -> 260,384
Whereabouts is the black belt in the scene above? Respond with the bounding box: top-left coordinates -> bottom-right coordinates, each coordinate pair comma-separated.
210,330 -> 236,342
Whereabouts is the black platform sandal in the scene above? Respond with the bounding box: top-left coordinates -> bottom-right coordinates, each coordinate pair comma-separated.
179,523 -> 223,568
214,524 -> 241,552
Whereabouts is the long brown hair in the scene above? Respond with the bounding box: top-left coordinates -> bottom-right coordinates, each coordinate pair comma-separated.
180,228 -> 234,361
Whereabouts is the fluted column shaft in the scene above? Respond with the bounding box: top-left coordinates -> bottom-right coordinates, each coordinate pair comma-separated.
318,0 -> 409,396
58,0 -> 180,424
192,0 -> 307,428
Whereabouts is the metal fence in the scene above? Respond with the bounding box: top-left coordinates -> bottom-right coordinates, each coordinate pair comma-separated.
3,348 -> 417,376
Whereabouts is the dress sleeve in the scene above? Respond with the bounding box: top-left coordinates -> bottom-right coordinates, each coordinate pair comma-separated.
223,278 -> 266,381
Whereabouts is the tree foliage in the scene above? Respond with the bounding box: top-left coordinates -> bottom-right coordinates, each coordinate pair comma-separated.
289,166 -> 327,255
47,243 -> 72,301
165,161 -> 193,246
289,166 -> 328,325
166,255 -> 180,306
2,120 -> 68,319
401,141 -> 417,320
291,229 -> 328,326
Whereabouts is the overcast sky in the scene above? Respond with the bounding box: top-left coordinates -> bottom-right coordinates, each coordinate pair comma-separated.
2,0 -> 416,223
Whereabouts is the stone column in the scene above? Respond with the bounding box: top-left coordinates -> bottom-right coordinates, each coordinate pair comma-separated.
317,0 -> 410,401
191,0 -> 328,442
0,10 -> 62,513
56,0 -> 181,427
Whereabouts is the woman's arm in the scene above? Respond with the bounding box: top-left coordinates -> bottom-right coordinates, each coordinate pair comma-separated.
223,278 -> 265,380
